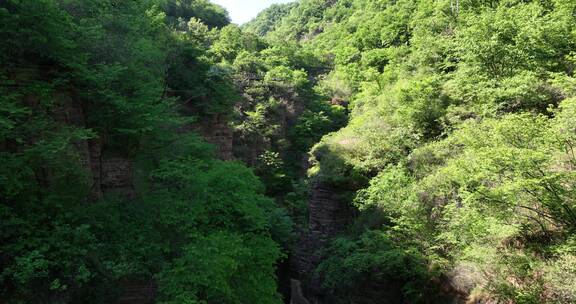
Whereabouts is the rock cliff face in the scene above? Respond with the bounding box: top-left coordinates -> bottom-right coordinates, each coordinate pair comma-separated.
292,181 -> 354,302
233,133 -> 271,167
55,97 -> 153,302
56,96 -> 237,201
195,114 -> 234,161
290,279 -> 311,304
100,156 -> 135,198
117,280 -> 157,304
54,95 -> 135,201
80,140 -> 135,201
57,93 -> 326,302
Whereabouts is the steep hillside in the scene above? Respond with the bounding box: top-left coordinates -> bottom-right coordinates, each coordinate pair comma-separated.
252,0 -> 576,303
0,0 -> 348,302
0,1 -> 300,303
2,0 -> 576,304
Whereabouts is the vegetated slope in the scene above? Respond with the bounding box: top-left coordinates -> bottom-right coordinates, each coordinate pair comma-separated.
243,2 -> 298,36
3,0 -> 576,303
254,0 -> 576,303
0,0 -> 345,303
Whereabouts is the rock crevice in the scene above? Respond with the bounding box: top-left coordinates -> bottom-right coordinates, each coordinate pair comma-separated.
292,181 -> 354,302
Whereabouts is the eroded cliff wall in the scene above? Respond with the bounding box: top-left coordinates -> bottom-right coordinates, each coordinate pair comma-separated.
292,181 -> 354,302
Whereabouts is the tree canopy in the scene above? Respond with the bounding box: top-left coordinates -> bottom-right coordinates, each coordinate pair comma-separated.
2,0 -> 576,303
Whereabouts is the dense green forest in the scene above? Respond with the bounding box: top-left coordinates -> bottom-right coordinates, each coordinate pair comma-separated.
1,0 -> 576,303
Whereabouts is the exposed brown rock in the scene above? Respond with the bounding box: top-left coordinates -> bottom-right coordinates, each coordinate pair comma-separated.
117,280 -> 157,304
195,114 -> 234,161
51,93 -> 135,200
232,97 -> 304,166
330,97 -> 348,108
233,133 -> 271,167
292,181 -> 354,300
291,279 -> 311,304
101,156 -> 135,198
87,139 -> 103,201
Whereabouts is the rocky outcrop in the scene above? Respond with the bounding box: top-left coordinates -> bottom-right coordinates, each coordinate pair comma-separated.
232,96 -> 304,167
440,264 -> 484,304
117,280 -> 157,304
53,94 -> 135,200
100,156 -> 135,198
81,141 -> 135,200
233,133 -> 271,167
196,114 -> 234,161
292,181 -> 354,301
86,139 -> 103,201
290,279 -> 310,304
178,98 -> 235,161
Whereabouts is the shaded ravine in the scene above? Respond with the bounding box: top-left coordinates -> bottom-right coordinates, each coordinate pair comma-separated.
291,181 -> 354,303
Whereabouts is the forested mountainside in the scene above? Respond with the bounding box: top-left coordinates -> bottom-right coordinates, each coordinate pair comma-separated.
0,1 -> 344,303
247,0 -> 576,303
1,0 -> 576,303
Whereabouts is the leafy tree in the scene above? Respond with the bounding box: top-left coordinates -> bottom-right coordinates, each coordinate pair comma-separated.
0,1 -> 288,303
162,0 -> 230,29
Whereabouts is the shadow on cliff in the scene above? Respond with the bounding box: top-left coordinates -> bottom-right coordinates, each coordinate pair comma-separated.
291,143 -> 463,304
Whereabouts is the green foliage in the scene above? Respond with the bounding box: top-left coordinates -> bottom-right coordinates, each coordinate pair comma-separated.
243,3 -> 298,36
148,155 -> 285,304
289,104 -> 347,152
264,66 -> 309,89
5,0 -> 576,302
318,232 -> 438,303
257,0 -> 576,302
0,0 -> 288,303
162,0 -> 230,29
158,232 -> 281,304
211,25 -> 262,63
